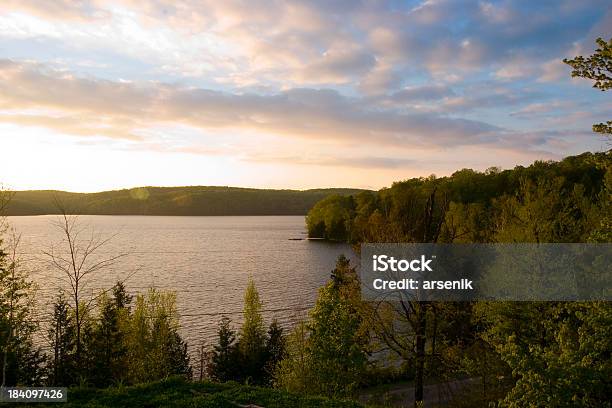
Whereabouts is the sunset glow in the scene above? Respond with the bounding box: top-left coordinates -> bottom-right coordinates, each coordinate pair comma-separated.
0,1 -> 610,191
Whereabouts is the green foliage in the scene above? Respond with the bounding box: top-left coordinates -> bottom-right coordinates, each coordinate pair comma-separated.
238,278 -> 267,382
47,295 -> 76,386
87,283 -> 132,387
564,37 -> 612,135
275,256 -> 367,398
210,281 -> 286,386
47,286 -> 191,387
5,187 -> 366,216
0,233 -> 45,386
125,288 -> 191,384
492,177 -> 596,243
307,152 -> 610,243
210,317 -> 240,382
307,281 -> 368,397
305,151 -> 611,406
306,195 -> 356,240
263,320 -> 286,382
564,37 -> 612,91
274,321 -> 311,394
482,302 -> 612,407
24,376 -> 363,408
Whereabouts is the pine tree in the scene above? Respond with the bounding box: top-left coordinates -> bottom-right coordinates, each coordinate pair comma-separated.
89,282 -> 132,386
0,231 -> 45,386
47,295 -> 76,386
210,317 -> 239,382
263,319 -> 285,384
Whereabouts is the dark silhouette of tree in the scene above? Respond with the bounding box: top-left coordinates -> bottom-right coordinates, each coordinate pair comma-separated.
88,282 -> 132,386
0,230 -> 45,386
210,317 -> 239,382
47,295 -> 76,386
264,320 -> 285,384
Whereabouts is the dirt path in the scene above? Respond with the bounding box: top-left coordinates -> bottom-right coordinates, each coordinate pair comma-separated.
359,377 -> 481,407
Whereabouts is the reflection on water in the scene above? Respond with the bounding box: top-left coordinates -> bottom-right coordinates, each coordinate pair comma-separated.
7,215 -> 356,351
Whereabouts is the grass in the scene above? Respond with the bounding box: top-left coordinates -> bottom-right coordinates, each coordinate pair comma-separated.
20,377 -> 364,408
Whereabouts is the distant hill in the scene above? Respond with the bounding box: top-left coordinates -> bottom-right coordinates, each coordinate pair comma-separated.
4,186 -> 368,216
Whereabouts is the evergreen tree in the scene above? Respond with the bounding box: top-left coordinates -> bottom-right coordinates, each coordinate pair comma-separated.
0,232 -> 45,386
263,319 -> 285,384
47,295 -> 76,386
89,283 -> 132,386
164,330 -> 191,380
210,317 -> 239,382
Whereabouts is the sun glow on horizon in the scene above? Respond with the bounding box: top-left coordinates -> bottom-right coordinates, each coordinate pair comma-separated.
0,1 -> 608,191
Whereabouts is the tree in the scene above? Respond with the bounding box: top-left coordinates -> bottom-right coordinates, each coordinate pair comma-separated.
42,208 -> 127,376
47,295 -> 76,386
359,187 -> 448,406
125,288 -> 191,383
564,37 -> 612,135
492,177 -> 595,243
209,317 -> 239,382
479,302 -> 612,407
307,281 -> 367,397
88,282 -> 132,386
306,195 -> 355,240
0,229 -> 45,386
274,320 -> 312,394
264,320 -> 286,384
237,278 -> 267,383
275,257 -> 368,398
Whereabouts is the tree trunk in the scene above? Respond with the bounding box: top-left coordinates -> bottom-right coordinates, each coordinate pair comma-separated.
414,303 -> 427,406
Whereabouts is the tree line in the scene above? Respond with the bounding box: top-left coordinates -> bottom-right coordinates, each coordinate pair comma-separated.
303,150 -> 611,406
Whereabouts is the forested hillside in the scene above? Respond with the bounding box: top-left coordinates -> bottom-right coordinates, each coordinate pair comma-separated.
307,151 -> 610,243
5,187 -> 366,216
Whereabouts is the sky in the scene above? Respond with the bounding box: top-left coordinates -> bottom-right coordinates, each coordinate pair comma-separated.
0,0 -> 610,192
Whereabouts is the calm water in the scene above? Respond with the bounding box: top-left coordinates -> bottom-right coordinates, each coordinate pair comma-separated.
7,215 -> 355,351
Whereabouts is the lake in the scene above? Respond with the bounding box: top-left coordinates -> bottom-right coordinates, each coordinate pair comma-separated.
6,215 -> 356,352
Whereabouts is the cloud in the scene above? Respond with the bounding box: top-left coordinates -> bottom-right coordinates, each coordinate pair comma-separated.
0,0 -> 108,21
1,0 -> 608,96
390,85 -> 455,102
510,101 -> 575,118
246,154 -> 417,169
358,62 -> 403,95
0,59 -> 501,148
300,45 -> 376,84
